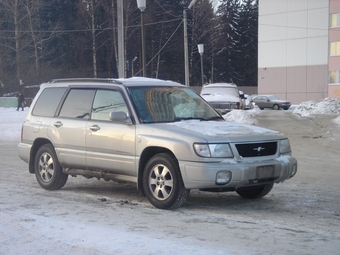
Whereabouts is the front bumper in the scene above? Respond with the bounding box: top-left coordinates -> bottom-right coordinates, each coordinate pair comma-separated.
179,155 -> 297,190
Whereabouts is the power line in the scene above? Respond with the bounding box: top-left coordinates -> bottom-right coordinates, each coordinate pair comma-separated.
260,23 -> 333,32
0,17 -> 182,34
154,0 -> 182,18
134,19 -> 183,76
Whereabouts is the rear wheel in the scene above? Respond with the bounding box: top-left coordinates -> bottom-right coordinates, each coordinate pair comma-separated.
143,153 -> 189,209
34,144 -> 68,190
236,184 -> 274,199
273,104 -> 280,110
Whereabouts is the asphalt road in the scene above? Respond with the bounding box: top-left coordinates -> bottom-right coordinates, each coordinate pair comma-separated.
1,110 -> 339,255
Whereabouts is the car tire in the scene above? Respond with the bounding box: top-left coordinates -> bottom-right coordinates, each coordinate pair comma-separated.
236,184 -> 274,199
143,153 -> 190,209
273,104 -> 280,110
34,144 -> 68,190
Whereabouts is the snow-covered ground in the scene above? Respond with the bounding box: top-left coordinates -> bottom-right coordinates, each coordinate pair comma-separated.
0,108 -> 27,141
1,97 -> 340,255
225,97 -> 340,125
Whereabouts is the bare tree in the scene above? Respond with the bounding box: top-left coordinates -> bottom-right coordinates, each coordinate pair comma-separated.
22,0 -> 42,79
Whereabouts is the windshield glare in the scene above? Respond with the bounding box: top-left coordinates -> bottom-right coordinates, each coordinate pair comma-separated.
201,87 -> 239,97
128,86 -> 221,123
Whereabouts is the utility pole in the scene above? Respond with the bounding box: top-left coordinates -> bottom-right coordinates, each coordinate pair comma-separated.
117,0 -> 125,78
183,0 -> 198,86
183,9 -> 189,86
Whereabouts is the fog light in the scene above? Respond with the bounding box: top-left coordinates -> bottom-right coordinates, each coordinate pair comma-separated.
216,171 -> 232,185
290,163 -> 297,178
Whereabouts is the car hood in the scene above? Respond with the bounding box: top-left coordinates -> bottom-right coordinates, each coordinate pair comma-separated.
143,120 -> 285,143
167,120 -> 279,135
201,93 -> 240,103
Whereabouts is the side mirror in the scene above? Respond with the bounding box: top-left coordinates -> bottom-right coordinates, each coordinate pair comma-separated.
109,111 -> 132,124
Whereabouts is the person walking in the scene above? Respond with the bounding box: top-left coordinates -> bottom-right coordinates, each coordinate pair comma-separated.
17,92 -> 25,111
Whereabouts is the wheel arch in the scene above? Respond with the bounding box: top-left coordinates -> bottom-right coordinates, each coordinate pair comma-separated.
29,138 -> 53,173
137,146 -> 176,192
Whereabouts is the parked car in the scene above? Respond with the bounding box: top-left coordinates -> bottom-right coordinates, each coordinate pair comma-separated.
18,78 -> 297,209
200,83 -> 242,114
251,95 -> 291,110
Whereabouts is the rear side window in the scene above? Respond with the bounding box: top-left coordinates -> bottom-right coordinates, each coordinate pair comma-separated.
59,89 -> 95,119
32,87 -> 67,117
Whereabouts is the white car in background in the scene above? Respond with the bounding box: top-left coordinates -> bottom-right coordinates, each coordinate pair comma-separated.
200,83 -> 243,114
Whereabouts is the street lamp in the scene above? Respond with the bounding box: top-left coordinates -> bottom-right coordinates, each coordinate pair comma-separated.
137,0 -> 146,77
132,56 -> 137,77
198,44 -> 204,86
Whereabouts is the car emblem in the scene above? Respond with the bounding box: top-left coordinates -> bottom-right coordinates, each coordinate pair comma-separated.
253,146 -> 265,152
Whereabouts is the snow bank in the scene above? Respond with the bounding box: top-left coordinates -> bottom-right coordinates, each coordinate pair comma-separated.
293,98 -> 340,117
223,107 -> 261,125
333,115 -> 340,125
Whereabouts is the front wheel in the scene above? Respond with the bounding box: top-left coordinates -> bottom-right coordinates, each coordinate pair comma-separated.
143,153 -> 189,209
236,184 -> 274,199
34,144 -> 68,190
273,104 -> 280,110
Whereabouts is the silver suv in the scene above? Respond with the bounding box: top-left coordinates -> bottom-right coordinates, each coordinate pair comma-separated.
18,78 -> 297,209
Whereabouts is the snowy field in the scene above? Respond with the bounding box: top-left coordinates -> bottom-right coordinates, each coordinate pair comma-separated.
1,97 -> 340,255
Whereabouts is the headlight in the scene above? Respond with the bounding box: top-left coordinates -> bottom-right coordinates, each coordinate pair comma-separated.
194,143 -> 234,158
279,139 -> 291,154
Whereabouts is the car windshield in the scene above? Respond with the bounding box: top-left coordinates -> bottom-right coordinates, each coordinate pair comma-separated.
268,95 -> 279,100
128,86 -> 222,123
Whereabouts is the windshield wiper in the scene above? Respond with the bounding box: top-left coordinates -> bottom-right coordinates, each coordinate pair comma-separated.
174,116 -> 224,122
174,117 -> 205,122
205,116 -> 224,121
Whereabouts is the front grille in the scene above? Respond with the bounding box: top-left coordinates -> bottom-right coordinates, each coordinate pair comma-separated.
235,142 -> 277,157
209,102 -> 231,110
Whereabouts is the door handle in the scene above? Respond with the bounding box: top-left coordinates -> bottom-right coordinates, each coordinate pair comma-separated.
89,125 -> 101,131
54,121 -> 63,127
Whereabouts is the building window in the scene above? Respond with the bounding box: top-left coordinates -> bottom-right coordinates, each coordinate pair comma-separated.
330,13 -> 340,27
329,71 -> 340,84
330,42 -> 340,55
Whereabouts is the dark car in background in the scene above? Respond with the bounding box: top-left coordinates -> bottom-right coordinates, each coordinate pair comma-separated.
251,95 -> 291,110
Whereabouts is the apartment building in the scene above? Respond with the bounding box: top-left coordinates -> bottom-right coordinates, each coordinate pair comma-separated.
258,0 -> 340,104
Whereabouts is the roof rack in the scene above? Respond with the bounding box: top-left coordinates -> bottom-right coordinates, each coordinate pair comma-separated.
48,78 -> 121,84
